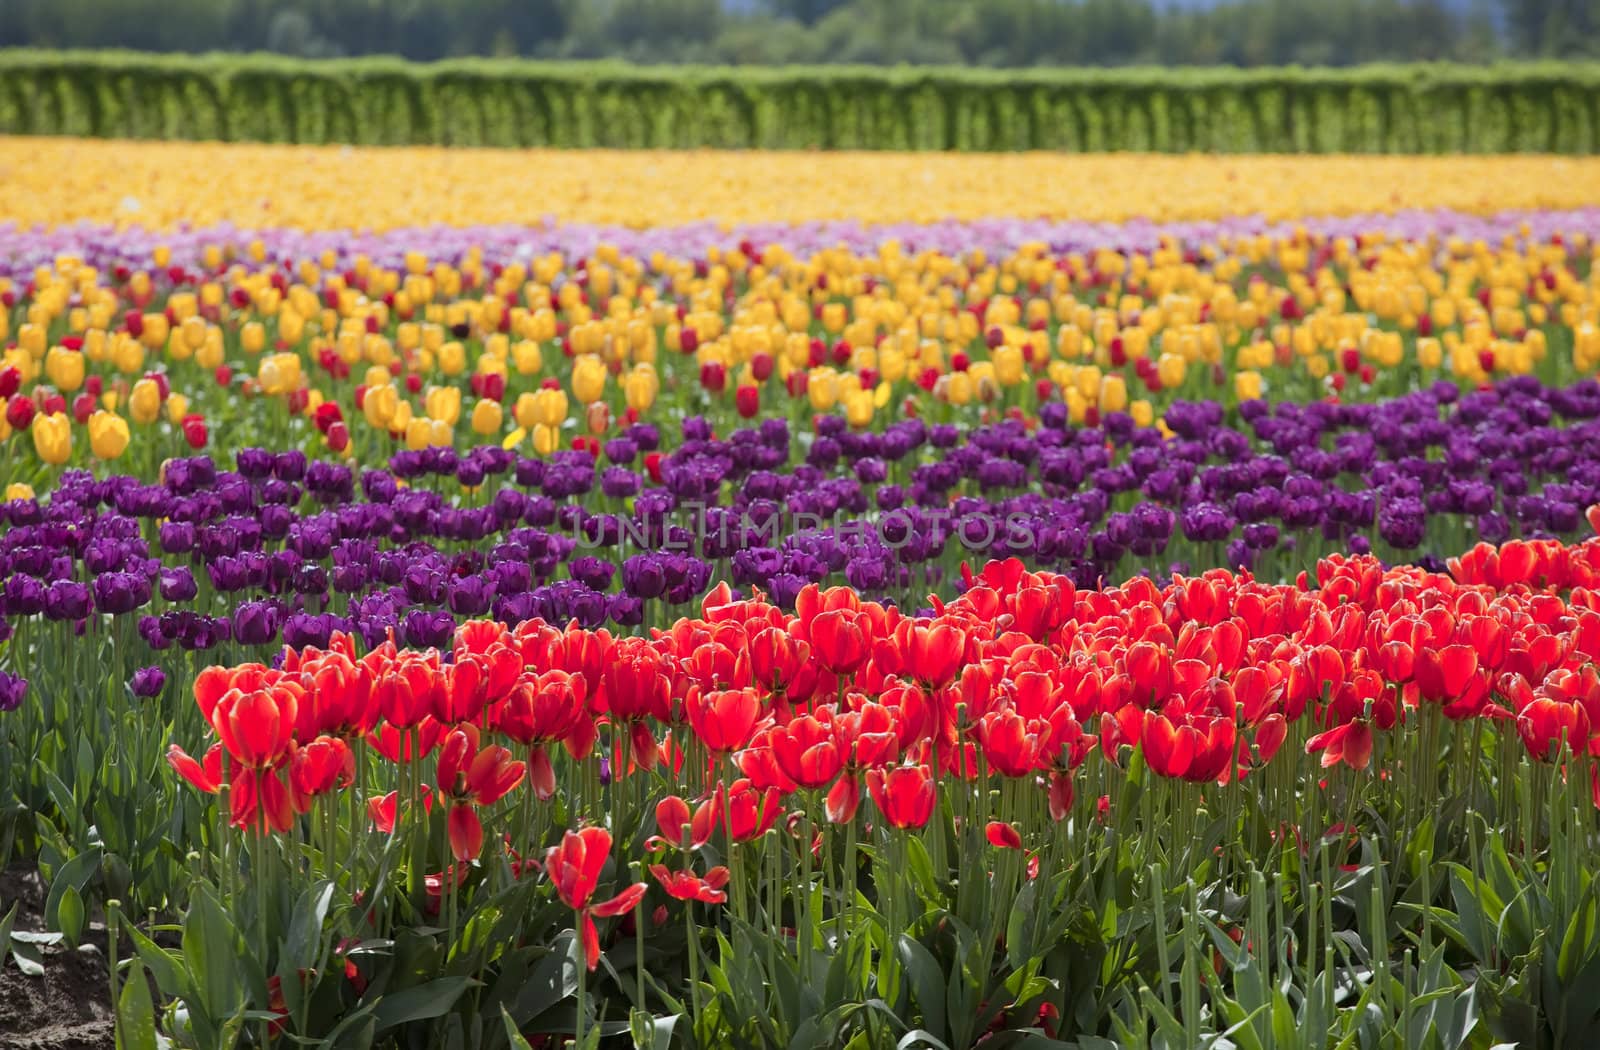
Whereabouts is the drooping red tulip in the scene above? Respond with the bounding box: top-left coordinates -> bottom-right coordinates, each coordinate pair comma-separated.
650,864 -> 730,904
1305,719 -> 1374,771
544,826 -> 649,970
985,821 -> 1023,850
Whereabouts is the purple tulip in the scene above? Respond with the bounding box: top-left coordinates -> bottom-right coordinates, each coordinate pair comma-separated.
129,666 -> 167,698
0,671 -> 26,712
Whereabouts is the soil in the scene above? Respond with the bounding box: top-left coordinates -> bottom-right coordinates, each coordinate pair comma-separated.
0,865 -> 114,1050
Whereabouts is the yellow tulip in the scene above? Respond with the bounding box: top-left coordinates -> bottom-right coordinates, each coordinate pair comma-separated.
425,386 -> 462,425
513,392 -> 540,430
845,390 -> 875,428
531,388 -> 569,427
807,368 -> 838,411
111,335 -> 145,375
166,394 -> 190,424
1235,370 -> 1264,401
87,410 -> 130,460
4,483 -> 34,501
364,383 -> 400,429
1156,352 -> 1187,388
196,329 -> 224,370
438,341 -> 467,376
181,316 -> 208,351
139,313 -> 169,349
532,423 -> 559,456
129,378 -> 163,424
31,411 -> 71,464
18,323 -> 45,357
572,355 -> 607,404
622,368 -> 657,413
404,418 -> 433,451
470,398 -> 503,436
992,345 -> 1024,386
258,353 -> 303,396
946,372 -> 974,406
512,340 -> 543,375
1097,374 -> 1128,414
45,346 -> 85,392
1130,399 -> 1155,428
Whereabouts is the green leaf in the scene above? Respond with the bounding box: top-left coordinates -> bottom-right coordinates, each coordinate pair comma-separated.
370,975 -> 477,1032
182,884 -> 243,1028
11,940 -> 44,977
510,933 -> 580,1024
502,1005 -> 535,1050
43,846 -> 101,932
284,880 -> 336,969
1006,880 -> 1038,970
56,885 -> 83,949
116,957 -> 160,1050
0,901 -> 17,951
903,837 -> 944,906
1558,877 -> 1600,985
628,1008 -> 678,1050
120,920 -> 186,1001
896,935 -> 946,1044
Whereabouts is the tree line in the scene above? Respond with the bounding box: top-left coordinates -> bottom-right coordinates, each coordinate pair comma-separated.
0,0 -> 1594,67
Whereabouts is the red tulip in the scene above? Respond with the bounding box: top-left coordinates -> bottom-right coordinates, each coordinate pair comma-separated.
5,395 -> 35,430
735,385 -> 760,418
650,864 -> 730,904
687,687 -> 762,755
867,765 -> 936,829
824,773 -> 861,824
1517,697 -> 1589,762
446,805 -> 485,864
768,715 -> 842,789
436,725 -> 525,808
809,609 -> 870,675
544,827 -> 649,970
1305,719 -> 1374,771
749,627 -> 809,694
182,414 -> 208,449
979,710 -> 1045,777
721,778 -> 783,842
985,821 -> 1023,850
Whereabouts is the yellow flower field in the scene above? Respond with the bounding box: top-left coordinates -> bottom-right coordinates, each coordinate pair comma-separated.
5,137 -> 1600,229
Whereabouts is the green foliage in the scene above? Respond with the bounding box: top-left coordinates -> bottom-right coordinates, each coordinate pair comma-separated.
3,51 -> 1600,151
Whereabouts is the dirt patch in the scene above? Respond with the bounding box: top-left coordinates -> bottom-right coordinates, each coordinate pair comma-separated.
0,946 -> 115,1050
0,863 -> 114,1050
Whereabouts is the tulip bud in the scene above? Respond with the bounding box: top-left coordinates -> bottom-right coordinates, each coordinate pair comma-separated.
735,385 -> 760,418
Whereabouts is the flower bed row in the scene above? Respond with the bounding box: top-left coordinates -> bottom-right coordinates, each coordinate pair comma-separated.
56,543 -> 1600,1047
3,212 -> 1599,483
4,379 -> 1600,671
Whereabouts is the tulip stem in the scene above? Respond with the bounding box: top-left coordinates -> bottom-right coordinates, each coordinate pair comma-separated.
575,914 -> 588,1049
684,899 -> 702,1031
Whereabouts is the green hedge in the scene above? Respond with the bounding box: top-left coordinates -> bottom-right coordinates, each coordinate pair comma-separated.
3,51 -> 1600,152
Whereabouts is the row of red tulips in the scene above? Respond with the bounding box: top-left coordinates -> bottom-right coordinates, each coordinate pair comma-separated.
122,539 -> 1600,1047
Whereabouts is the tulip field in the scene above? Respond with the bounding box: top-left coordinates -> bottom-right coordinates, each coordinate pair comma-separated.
11,138 -> 1600,1050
